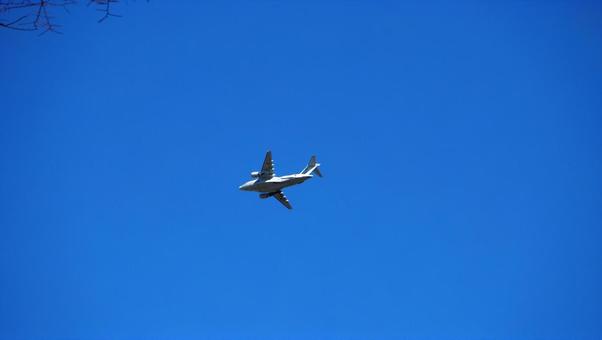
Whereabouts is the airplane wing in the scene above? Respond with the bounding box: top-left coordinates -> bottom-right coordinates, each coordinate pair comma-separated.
260,151 -> 275,179
273,190 -> 292,209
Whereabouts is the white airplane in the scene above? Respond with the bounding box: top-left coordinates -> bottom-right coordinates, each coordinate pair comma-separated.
239,151 -> 322,209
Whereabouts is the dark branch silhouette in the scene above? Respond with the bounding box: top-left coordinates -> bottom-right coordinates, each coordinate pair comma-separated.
88,0 -> 120,23
0,0 -> 140,34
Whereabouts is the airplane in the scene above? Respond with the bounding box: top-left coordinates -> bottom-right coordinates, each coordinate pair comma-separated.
239,151 -> 322,209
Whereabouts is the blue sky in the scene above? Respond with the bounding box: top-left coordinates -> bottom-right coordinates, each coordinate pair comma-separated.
1,1 -> 601,339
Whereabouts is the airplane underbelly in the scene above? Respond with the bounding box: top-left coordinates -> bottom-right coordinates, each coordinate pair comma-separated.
254,181 -> 285,192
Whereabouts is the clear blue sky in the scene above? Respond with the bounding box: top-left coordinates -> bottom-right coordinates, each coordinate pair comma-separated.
1,2 -> 601,339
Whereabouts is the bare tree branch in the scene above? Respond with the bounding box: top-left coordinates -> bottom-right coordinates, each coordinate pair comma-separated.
0,13 -> 36,31
90,0 -> 121,23
0,0 -> 140,33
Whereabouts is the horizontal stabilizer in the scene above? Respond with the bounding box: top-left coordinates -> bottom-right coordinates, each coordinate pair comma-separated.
301,155 -> 322,177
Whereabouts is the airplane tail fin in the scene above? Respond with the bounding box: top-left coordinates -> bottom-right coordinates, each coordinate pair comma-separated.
301,155 -> 322,177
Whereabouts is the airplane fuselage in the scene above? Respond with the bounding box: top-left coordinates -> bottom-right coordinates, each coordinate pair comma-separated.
239,174 -> 313,193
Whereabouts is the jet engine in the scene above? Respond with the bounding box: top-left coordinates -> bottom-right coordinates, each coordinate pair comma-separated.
259,193 -> 275,199
250,171 -> 260,178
